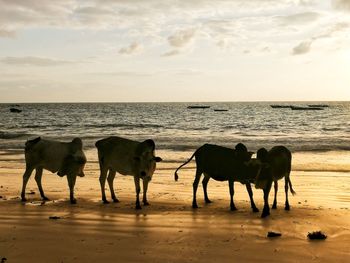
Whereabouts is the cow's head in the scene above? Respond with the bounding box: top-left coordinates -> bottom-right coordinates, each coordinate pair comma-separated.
134,139 -> 162,180
234,143 -> 254,162
57,138 -> 87,177
254,147 -> 271,189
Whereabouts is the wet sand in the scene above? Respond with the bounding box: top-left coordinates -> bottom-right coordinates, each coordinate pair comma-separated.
0,150 -> 350,262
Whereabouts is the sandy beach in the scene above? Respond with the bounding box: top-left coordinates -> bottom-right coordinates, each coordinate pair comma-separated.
0,149 -> 349,262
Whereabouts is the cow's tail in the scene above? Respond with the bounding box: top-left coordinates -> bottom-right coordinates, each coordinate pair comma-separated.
95,140 -> 104,168
287,153 -> 296,195
174,149 -> 198,181
288,177 -> 296,195
25,137 -> 41,152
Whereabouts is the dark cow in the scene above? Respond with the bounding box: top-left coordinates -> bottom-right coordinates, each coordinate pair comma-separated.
95,136 -> 162,209
21,137 -> 86,204
174,143 -> 266,215
256,146 -> 296,217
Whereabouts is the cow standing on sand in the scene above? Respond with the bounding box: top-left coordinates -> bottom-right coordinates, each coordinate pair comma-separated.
95,136 -> 162,209
21,137 -> 86,204
174,143 -> 268,216
256,146 -> 296,213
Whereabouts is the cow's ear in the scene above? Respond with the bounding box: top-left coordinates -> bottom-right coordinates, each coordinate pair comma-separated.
154,157 -> 162,162
134,156 -> 141,162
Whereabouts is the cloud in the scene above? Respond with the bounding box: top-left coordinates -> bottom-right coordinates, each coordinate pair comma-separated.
0,56 -> 74,66
167,28 -> 196,48
161,50 -> 181,57
276,12 -> 320,25
118,42 -> 143,54
292,41 -> 312,55
332,0 -> 350,11
0,28 -> 16,38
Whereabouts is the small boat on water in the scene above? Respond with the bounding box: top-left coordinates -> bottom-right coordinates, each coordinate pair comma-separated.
308,104 -> 329,108
214,109 -> 228,112
270,105 -> 292,109
10,108 -> 22,113
187,105 -> 211,109
290,106 -> 324,111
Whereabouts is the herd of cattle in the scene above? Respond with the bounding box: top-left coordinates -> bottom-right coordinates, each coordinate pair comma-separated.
20,136 -> 295,218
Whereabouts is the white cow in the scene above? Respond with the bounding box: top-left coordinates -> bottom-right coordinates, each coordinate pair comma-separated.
95,136 -> 162,209
21,137 -> 86,204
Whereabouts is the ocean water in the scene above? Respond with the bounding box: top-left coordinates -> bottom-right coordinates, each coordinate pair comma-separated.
1,102 -> 350,153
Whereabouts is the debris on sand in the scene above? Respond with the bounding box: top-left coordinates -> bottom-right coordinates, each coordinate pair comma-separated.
49,216 -> 61,220
307,231 -> 327,240
1,257 -> 7,263
267,231 -> 282,238
28,190 -> 35,195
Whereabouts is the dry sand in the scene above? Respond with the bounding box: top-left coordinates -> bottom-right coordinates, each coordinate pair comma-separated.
0,150 -> 349,263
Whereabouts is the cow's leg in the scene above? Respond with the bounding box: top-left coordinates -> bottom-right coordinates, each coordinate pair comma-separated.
245,183 -> 259,212
192,169 -> 202,209
202,174 -> 211,204
261,180 -> 273,218
99,166 -> 109,204
67,174 -> 77,204
134,176 -> 142,209
142,178 -> 150,206
229,179 -> 237,211
107,170 -> 119,203
284,177 -> 290,210
34,167 -> 49,201
21,166 -> 34,202
272,180 -> 278,209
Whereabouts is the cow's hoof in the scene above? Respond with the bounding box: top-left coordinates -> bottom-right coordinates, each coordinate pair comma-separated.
205,199 -> 212,204
42,196 -> 50,201
285,205 -> 290,211
135,205 -> 142,210
143,201 -> 150,206
230,206 -> 238,211
70,199 -> 77,204
272,204 -> 277,209
102,199 -> 109,204
261,212 -> 270,218
113,198 -> 120,203
21,197 -> 27,202
192,204 -> 199,209
252,207 -> 259,213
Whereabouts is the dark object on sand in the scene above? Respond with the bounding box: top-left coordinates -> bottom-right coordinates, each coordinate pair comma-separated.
1,257 -> 7,263
214,109 -> 228,112
10,107 -> 22,113
290,106 -> 323,111
307,231 -> 327,240
308,104 -> 329,108
270,105 -> 291,109
267,231 -> 282,237
49,216 -> 61,220
187,105 -> 210,109
28,190 -> 35,195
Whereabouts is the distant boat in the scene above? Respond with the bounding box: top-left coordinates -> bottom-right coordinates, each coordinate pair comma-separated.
270,105 -> 291,109
10,107 -> 22,113
214,109 -> 228,112
187,105 -> 211,109
290,106 -> 323,111
308,104 -> 329,108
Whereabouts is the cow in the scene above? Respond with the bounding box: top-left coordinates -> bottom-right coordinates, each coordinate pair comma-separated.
255,146 -> 296,216
95,136 -> 162,209
21,137 -> 86,204
174,143 -> 268,216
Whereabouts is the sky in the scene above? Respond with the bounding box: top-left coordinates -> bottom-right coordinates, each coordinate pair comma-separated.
0,0 -> 350,102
